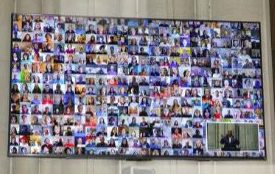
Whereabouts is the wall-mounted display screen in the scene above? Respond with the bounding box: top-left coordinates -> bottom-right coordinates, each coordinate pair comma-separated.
9,13 -> 265,159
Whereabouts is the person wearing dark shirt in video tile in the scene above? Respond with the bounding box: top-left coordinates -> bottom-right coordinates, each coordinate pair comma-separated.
220,130 -> 240,151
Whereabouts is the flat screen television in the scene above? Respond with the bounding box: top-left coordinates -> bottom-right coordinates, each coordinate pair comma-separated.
8,13 -> 266,160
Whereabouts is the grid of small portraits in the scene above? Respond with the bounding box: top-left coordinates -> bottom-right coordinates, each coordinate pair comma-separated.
9,14 -> 265,159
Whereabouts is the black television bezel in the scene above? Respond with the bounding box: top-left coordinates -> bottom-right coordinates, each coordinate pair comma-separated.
7,13 -> 267,161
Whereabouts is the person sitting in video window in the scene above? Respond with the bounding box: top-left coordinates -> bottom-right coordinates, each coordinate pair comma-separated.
172,128 -> 182,140
33,84 -> 42,93
65,64 -> 75,74
220,130 -> 240,151
193,129 -> 203,138
65,25 -> 75,43
108,117 -> 116,126
41,138 -> 53,154
139,137 -> 150,149
222,98 -> 231,108
108,127 -> 118,138
10,126 -> 18,135
86,24 -> 96,34
98,45 -> 107,54
53,137 -> 64,147
21,104 -> 29,114
11,84 -> 20,93
149,108 -> 158,117
139,77 -> 149,86
32,33 -> 42,43
107,35 -> 117,45
161,108 -> 171,119
64,106 -> 74,115
11,104 -> 20,114
75,104 -> 84,115
54,84 -> 63,94
139,107 -> 148,116
108,108 -> 118,117
140,97 -> 150,107
96,135 -> 108,147
42,94 -> 53,105
11,74 -> 20,83
180,107 -> 191,118
242,59 -> 253,69
183,141 -> 192,149
64,138 -> 74,148
10,136 -> 19,146
202,108 -> 211,119
128,76 -> 139,94
86,138 -> 96,148
129,117 -> 138,127
64,85 -> 75,105
76,75 -> 86,84
213,108 -> 222,120
193,109 -> 202,118
224,110 -> 233,119
170,47 -> 180,57
172,139 -> 182,149
65,127 -> 73,136
116,96 -> 125,106
108,65 -> 117,75
11,93 -> 19,103
181,98 -> 191,107
149,138 -> 160,151
97,117 -> 107,135
107,138 -> 116,148
10,115 -> 18,124
43,84 -> 53,94
193,140 -> 204,155
139,47 -> 149,56
139,117 -> 149,128
120,138 -> 129,148
43,106 -> 52,115
32,105 -> 42,114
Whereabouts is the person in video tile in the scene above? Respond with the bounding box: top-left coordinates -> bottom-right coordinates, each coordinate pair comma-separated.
220,130 -> 240,151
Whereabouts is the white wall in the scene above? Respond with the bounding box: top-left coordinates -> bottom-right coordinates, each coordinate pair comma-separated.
0,0 -> 274,174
